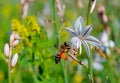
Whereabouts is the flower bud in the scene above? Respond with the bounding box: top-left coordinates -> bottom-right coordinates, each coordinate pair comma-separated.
11,40 -> 19,48
11,53 -> 18,67
56,0 -> 65,18
97,4 -> 105,13
22,3 -> 29,19
10,33 -> 19,45
4,43 -> 10,58
21,0 -> 29,19
90,0 -> 96,14
102,14 -> 108,24
77,0 -> 83,8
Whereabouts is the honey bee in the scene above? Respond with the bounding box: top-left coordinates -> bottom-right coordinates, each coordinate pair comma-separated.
55,42 -> 70,64
55,42 -> 88,68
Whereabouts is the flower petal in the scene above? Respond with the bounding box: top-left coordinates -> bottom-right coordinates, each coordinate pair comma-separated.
75,16 -> 84,35
101,31 -> 109,47
109,40 -> 115,48
85,36 -> 102,46
82,40 -> 90,56
93,61 -> 103,71
71,37 -> 81,48
82,25 -> 92,37
65,27 -> 76,36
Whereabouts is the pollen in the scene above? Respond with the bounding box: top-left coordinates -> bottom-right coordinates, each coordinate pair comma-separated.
61,53 -> 66,59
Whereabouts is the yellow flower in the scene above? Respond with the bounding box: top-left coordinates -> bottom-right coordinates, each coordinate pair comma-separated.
11,19 -> 30,46
26,16 -> 41,35
11,16 -> 41,47
11,19 -> 29,38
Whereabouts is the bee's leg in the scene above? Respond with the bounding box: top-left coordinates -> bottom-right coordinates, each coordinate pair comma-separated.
68,54 -> 88,68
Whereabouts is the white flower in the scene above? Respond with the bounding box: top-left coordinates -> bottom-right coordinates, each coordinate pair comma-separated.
93,61 -> 104,71
65,16 -> 102,56
93,53 -> 105,71
109,40 -> 115,48
37,16 -> 49,26
101,31 -> 115,55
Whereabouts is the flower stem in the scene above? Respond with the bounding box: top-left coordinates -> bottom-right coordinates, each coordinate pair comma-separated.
8,48 -> 12,83
61,61 -> 68,83
88,50 -> 94,83
52,0 -> 60,48
86,0 -> 94,83
52,0 -> 68,83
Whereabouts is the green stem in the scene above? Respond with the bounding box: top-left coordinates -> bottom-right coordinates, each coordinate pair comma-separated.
8,48 -> 12,83
86,0 -> 94,83
61,61 -> 68,83
52,0 -> 68,83
86,0 -> 91,25
52,0 -> 59,47
88,51 -> 94,83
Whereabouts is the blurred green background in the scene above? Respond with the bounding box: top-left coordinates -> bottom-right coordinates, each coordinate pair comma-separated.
0,0 -> 120,83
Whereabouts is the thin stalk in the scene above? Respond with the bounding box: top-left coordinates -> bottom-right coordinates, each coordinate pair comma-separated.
88,50 -> 94,83
86,0 -> 94,83
8,48 -> 12,83
52,0 -> 68,83
52,0 -> 59,47
61,61 -> 68,83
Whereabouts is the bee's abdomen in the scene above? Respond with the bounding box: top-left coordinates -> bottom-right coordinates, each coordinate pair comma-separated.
55,54 -> 61,64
